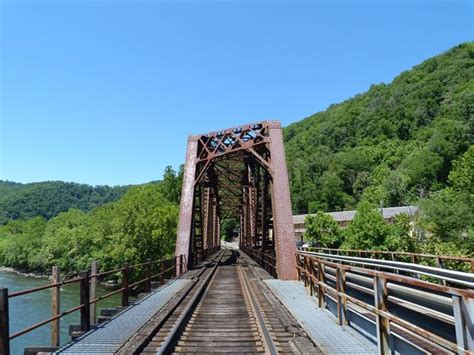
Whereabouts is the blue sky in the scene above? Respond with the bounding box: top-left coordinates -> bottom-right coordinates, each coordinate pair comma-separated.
0,0 -> 472,186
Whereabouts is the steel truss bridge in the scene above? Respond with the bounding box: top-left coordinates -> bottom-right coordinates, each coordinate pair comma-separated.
0,121 -> 472,355
175,121 -> 296,280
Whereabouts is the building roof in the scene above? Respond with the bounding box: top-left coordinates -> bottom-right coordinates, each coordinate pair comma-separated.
293,205 -> 419,225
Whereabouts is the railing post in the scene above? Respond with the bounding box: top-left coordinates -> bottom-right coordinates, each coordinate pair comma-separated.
309,259 -> 317,297
180,254 -> 184,275
122,264 -> 129,307
307,258 -> 315,296
303,256 -> 308,289
90,261 -> 98,326
452,295 -> 474,352
336,267 -> 347,326
410,254 -> 420,279
51,266 -> 60,346
0,288 -> 10,355
79,270 -> 91,332
173,256 -> 177,278
296,255 -> 301,281
374,275 -> 390,354
391,253 -> 399,274
317,262 -> 326,309
145,258 -> 152,293
435,257 -> 447,286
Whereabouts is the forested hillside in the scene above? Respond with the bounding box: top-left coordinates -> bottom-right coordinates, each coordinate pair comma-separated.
0,181 -> 131,224
284,42 -> 473,214
0,167 -> 182,273
0,43 -> 472,274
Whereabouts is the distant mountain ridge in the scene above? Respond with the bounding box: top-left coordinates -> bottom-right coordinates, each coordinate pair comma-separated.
0,180 -> 131,224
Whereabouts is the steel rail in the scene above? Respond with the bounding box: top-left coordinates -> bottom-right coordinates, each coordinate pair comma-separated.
113,252 -> 221,354
238,263 -> 278,355
156,250 -> 226,354
299,250 -> 474,287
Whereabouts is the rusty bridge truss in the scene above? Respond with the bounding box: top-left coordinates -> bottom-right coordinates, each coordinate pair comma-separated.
175,121 -> 296,279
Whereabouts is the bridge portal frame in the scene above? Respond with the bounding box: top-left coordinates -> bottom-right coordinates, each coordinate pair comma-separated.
175,121 -> 297,280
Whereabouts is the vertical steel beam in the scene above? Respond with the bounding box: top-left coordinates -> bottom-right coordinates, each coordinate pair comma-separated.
202,187 -> 210,251
268,121 -> 297,280
175,135 -> 199,271
262,170 -> 270,250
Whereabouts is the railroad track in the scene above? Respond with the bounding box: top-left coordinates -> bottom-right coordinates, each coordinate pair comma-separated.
132,249 -> 296,354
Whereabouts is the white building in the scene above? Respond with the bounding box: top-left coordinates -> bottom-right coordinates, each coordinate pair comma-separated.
293,206 -> 419,242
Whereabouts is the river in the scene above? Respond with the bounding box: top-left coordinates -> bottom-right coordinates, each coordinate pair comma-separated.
0,270 -> 122,355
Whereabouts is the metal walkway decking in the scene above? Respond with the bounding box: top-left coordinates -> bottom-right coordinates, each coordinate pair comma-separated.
265,279 -> 377,354
55,279 -> 191,354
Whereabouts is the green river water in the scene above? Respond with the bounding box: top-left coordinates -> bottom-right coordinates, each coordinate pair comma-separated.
0,270 -> 121,355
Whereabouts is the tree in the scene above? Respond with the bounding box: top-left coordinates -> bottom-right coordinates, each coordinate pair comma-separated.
449,146 -> 474,196
221,218 -> 238,242
113,184 -> 179,265
400,149 -> 443,197
304,212 -> 342,248
40,209 -> 94,271
418,147 -> 474,254
342,202 -> 391,250
0,217 -> 47,270
385,214 -> 418,252
159,166 -> 183,204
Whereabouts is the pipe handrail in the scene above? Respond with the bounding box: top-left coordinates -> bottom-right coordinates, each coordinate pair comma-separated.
296,252 -> 474,353
298,250 -> 474,288
299,246 -> 474,271
0,253 -> 192,355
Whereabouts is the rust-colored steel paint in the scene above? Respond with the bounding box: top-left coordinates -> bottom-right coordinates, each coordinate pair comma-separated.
174,121 -> 297,279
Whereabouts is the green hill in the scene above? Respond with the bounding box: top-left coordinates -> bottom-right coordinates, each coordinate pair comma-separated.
0,180 -> 131,224
284,42 -> 473,214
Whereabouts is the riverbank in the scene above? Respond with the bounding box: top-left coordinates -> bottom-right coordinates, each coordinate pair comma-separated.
0,266 -> 50,279
0,270 -> 123,353
0,266 -> 121,288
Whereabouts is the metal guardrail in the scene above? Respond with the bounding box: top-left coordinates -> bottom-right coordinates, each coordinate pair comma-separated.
240,245 -> 277,278
0,254 -> 187,355
296,252 -> 474,354
300,247 -> 474,273
298,251 -> 474,288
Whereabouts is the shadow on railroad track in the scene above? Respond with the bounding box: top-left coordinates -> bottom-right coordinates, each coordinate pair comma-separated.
220,249 -> 240,266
